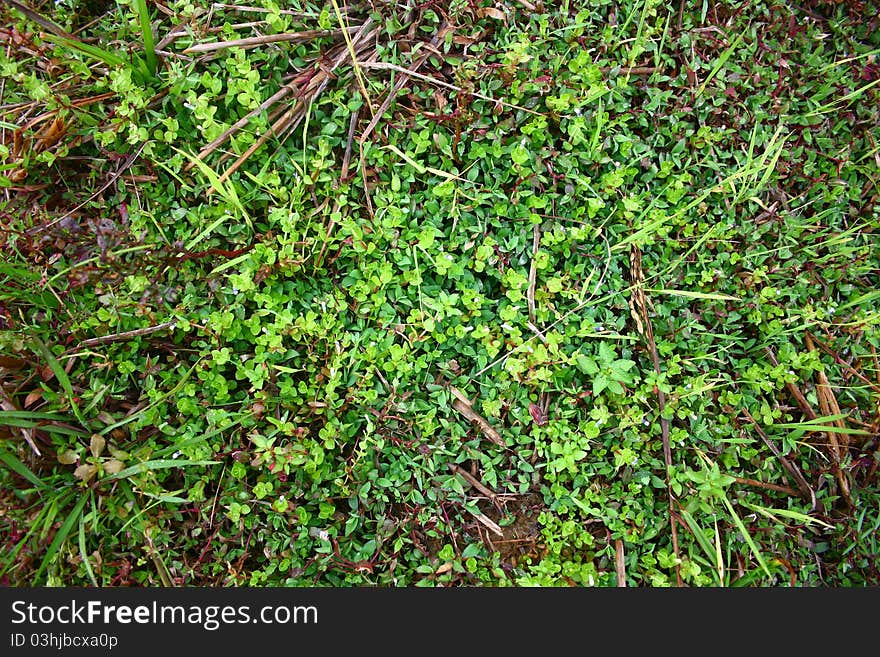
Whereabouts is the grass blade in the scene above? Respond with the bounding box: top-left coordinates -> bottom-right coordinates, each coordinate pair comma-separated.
696,30 -> 745,97
44,34 -> 127,68
330,0 -> 373,117
170,147 -> 250,234
713,516 -> 725,586
0,415 -> 87,437
0,449 -> 50,490
78,514 -> 99,587
679,508 -> 724,585
740,501 -> 835,530
721,494 -> 771,579
131,0 -> 157,76
807,78 -> 880,116
104,459 -> 219,481
645,288 -> 741,302
33,492 -> 89,582
33,338 -> 86,426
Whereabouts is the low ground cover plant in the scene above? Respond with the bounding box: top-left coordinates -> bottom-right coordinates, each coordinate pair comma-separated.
1,0 -> 878,586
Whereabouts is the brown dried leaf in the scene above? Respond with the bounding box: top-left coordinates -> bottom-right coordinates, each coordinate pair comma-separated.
24,389 -> 42,408
435,562 -> 454,575
58,449 -> 79,465
477,7 -> 506,20
433,89 -> 447,113
103,459 -> 124,475
96,411 -> 115,426
528,402 -> 548,426
40,365 -> 54,382
74,463 -> 97,482
8,168 -> 27,183
469,509 -> 504,537
452,33 -> 483,46
35,116 -> 66,152
0,356 -> 27,370
450,387 -> 505,447
12,129 -> 24,158
89,434 -> 105,459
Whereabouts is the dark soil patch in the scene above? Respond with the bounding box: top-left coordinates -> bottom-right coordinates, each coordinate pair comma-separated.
477,492 -> 545,568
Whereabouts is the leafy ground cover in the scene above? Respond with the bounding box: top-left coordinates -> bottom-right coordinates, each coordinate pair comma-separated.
1,0 -> 878,586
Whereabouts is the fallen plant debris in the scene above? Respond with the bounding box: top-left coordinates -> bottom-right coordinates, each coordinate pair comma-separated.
0,0 -> 878,588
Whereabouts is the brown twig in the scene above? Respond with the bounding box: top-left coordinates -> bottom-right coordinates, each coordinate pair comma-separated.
740,407 -> 815,506
805,334 -> 853,507
339,104 -> 360,181
765,346 -> 818,421
77,321 -> 177,349
21,93 -> 117,130
449,464 -> 501,511
527,223 -> 540,326
358,142 -> 374,219
871,344 -> 880,387
359,61 -> 544,117
0,387 -> 41,456
449,386 -> 505,447
599,66 -> 661,75
209,20 -> 378,187
359,22 -> 451,145
32,144 -> 145,235
182,27 -> 360,53
615,539 -> 626,587
733,476 -> 802,498
467,508 -> 503,538
805,331 -> 880,393
628,244 -> 681,586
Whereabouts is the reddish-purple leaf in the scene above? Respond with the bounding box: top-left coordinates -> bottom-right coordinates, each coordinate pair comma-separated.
529,403 -> 548,426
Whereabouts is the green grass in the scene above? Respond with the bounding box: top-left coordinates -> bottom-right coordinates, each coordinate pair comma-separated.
0,0 -> 878,587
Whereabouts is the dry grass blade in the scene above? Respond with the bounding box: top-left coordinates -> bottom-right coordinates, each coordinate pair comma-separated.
765,346 -> 818,421
599,66 -> 661,75
513,0 -> 538,10
733,476 -> 802,497
468,508 -> 503,537
330,0 -> 373,117
359,22 -> 452,145
5,0 -> 75,39
210,20 -> 378,185
208,3 -> 314,16
805,331 -> 880,394
526,320 -> 549,345
212,103 -> 298,189
615,539 -> 626,587
339,104 -> 360,181
741,407 -> 815,506
359,61 -> 544,119
0,388 -> 41,456
628,243 -> 681,585
527,223 -> 540,325
185,14 -> 376,178
32,145 -> 144,235
449,464 -> 501,510
805,334 -> 853,507
190,79 -> 300,166
182,27 -> 359,53
77,321 -> 176,349
449,386 -> 505,447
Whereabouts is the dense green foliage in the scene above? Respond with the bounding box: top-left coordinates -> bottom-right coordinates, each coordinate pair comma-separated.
1,0 -> 878,586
